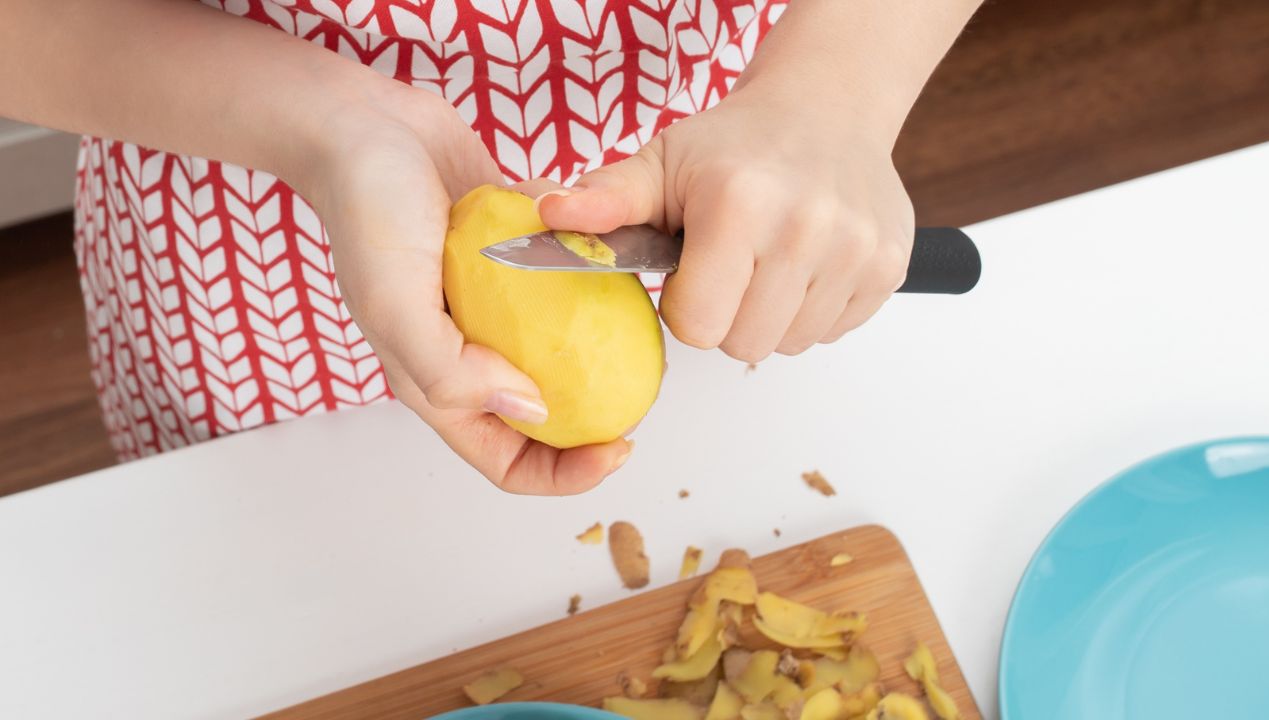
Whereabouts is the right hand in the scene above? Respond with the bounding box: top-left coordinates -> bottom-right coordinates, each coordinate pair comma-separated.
293,85 -> 632,495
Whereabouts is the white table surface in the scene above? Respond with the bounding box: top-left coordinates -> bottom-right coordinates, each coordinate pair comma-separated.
2,144 -> 1267,720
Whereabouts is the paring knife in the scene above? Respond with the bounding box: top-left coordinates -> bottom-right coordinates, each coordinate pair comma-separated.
481,225 -> 982,294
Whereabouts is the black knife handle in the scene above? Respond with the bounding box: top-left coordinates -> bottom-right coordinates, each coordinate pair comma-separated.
898,227 -> 981,295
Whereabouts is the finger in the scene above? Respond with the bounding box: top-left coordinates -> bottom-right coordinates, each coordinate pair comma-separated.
386,358 -> 631,495
821,290 -> 889,342
512,177 -> 564,199
536,137 -> 667,233
340,237 -> 545,422
658,200 -> 756,349
718,258 -> 810,363
775,275 -> 852,355
820,227 -> 911,343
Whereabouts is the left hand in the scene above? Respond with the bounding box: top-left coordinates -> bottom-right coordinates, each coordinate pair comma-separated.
537,86 -> 915,362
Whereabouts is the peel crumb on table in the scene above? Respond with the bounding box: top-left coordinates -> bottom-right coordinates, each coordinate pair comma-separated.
576,522 -> 604,544
678,489 -> 690,499
567,594 -> 581,616
801,470 -> 837,497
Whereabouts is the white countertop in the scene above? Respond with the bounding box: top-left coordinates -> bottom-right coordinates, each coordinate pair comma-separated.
2,144 -> 1267,720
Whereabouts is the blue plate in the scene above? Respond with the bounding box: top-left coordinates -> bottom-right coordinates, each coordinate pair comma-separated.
1000,437 -> 1269,718
430,702 -> 623,720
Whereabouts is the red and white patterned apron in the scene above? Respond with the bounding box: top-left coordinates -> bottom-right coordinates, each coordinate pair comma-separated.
74,0 -> 786,459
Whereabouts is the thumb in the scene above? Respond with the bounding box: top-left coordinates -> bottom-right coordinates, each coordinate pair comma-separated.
536,137 -> 667,233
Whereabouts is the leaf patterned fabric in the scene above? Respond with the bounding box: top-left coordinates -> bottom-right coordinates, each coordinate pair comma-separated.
75,0 -> 786,459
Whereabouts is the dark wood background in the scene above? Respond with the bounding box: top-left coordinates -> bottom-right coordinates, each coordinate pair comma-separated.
3,0 -> 1267,496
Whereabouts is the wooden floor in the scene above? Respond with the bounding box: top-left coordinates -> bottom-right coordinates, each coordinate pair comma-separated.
2,0 -> 1268,496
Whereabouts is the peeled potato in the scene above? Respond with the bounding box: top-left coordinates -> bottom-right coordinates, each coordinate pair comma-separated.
443,185 -> 664,448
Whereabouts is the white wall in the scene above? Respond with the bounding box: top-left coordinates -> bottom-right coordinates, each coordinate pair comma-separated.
0,118 -> 81,229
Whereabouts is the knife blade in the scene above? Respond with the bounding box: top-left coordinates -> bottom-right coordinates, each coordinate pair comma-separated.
480,225 -> 982,294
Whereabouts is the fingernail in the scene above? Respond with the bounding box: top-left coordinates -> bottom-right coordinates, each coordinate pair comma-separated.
484,391 -> 548,424
608,439 -> 635,475
532,188 -> 573,214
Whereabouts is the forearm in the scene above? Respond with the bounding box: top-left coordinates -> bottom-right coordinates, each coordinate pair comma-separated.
737,0 -> 983,146
0,0 -> 403,184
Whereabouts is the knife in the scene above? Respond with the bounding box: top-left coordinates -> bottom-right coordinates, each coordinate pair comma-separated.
481,225 -> 982,294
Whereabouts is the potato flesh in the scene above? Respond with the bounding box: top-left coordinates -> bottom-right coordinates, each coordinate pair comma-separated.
444,185 -> 663,448
603,697 -> 704,720
461,668 -> 523,705
555,230 -> 617,267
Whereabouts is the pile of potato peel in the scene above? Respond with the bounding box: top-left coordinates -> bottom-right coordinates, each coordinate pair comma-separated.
600,550 -> 961,720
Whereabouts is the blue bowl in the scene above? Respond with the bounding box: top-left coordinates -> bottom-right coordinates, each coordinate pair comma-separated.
430,702 -> 624,720
999,437 -> 1269,719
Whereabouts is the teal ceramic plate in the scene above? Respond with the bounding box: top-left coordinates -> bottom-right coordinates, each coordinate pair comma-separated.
431,703 -> 622,720
999,437 -> 1269,718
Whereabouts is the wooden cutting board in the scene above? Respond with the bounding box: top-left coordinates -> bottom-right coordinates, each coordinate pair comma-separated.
263,525 -> 980,719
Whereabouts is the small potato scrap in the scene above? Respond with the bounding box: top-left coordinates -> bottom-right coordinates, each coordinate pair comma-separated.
617,670 -> 646,699
905,642 -> 960,720
567,594 -> 581,616
830,553 -> 853,567
555,230 -> 617,267
462,668 -> 524,705
602,697 -> 704,720
576,522 -> 604,545
608,521 -> 650,589
866,692 -> 930,720
801,470 -> 836,497
680,546 -> 704,579
679,489 -> 691,499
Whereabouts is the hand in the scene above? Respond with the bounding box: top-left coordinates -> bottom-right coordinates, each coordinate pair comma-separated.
537,86 -> 915,363
297,86 -> 631,495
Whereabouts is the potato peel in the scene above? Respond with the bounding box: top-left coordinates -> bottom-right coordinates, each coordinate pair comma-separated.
905,642 -> 959,720
653,634 -> 724,681
830,553 -> 853,567
462,668 -> 524,705
576,522 -> 604,545
680,546 -> 704,579
867,692 -> 930,720
801,470 -> 836,497
609,521 -> 650,589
